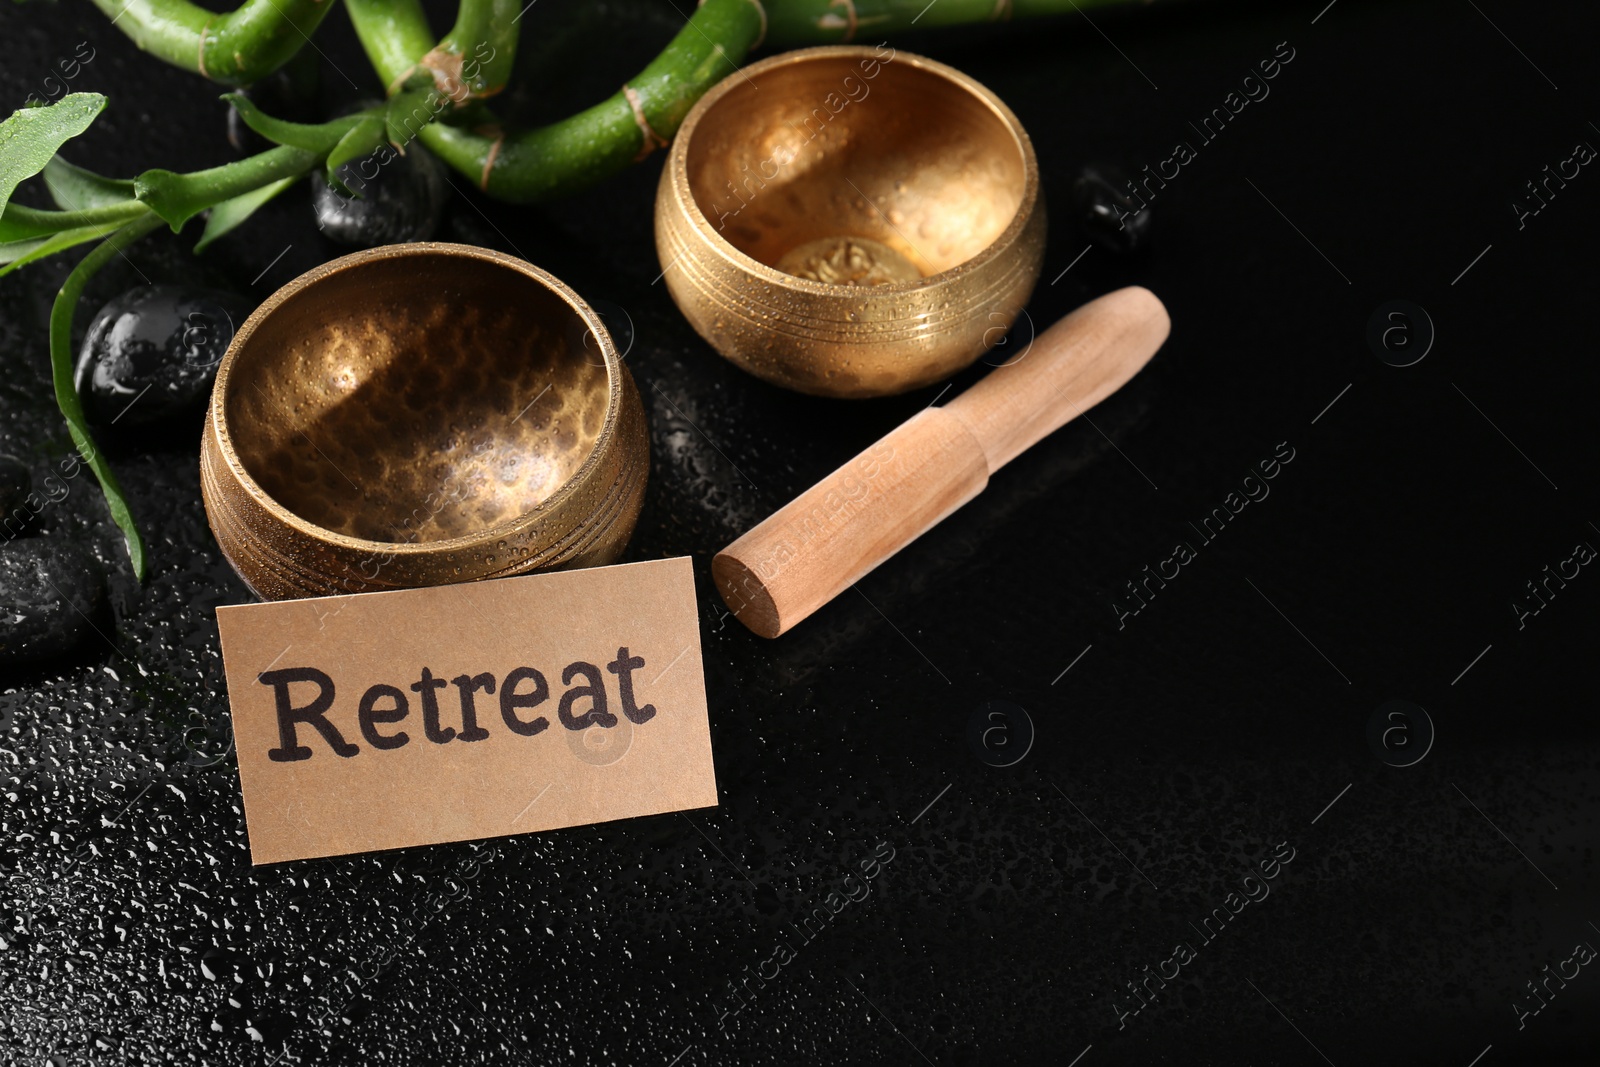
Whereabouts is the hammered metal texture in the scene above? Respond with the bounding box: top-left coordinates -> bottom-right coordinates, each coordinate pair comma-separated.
199,244 -> 648,601
656,46 -> 1047,398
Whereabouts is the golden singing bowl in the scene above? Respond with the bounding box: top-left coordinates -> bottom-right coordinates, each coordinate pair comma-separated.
655,45 -> 1046,398
200,243 -> 649,601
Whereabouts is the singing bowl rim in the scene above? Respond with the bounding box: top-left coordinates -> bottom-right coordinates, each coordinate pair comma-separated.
664,44 -> 1041,297
205,242 -> 625,557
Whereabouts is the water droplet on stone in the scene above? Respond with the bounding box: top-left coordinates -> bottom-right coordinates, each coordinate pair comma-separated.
1072,165 -> 1153,254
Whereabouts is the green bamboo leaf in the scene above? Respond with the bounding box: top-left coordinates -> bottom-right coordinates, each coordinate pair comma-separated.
0,219 -> 124,276
223,92 -> 364,153
0,234 -> 47,264
132,168 -> 201,228
47,213 -> 164,580
0,199 -> 147,242
324,117 -> 386,194
0,93 -> 106,217
136,144 -> 317,230
0,209 -> 58,242
195,175 -> 297,252
43,156 -> 136,210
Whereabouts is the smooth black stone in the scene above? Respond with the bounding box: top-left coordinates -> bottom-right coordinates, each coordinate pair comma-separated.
73,286 -> 253,427
311,145 -> 449,248
1071,165 -> 1153,254
0,540 -> 106,663
0,453 -> 29,522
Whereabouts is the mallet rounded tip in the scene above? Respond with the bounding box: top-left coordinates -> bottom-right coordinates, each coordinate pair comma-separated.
1118,284 -> 1171,339
712,551 -> 783,639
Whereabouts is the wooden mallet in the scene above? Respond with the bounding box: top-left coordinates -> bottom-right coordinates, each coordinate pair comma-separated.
712,286 -> 1171,638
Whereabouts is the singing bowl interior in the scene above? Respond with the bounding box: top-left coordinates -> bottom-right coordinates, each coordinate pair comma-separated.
685,50 -> 1029,281
223,248 -> 611,544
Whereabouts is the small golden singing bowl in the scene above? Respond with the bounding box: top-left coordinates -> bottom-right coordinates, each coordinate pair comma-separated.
200,243 -> 649,601
655,45 -> 1046,398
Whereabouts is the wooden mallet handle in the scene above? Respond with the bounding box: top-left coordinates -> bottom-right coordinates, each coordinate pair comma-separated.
712,286 -> 1171,637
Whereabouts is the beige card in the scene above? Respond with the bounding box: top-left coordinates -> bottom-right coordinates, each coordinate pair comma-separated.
215,557 -> 717,864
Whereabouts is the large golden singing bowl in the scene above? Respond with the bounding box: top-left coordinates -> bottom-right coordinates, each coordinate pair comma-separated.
656,45 -> 1046,398
200,243 -> 649,601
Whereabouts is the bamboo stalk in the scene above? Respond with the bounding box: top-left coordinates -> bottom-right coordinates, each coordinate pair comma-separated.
434,0 -> 521,98
94,0 -> 1155,202
83,0 -> 337,87
347,0 -> 765,202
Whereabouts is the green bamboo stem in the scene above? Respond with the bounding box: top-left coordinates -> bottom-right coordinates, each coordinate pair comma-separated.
344,0 -> 436,84
435,0 -> 521,99
84,0 -> 337,87
90,0 -> 1149,202
348,0 -> 765,203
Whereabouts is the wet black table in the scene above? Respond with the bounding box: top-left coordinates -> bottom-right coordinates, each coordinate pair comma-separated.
2,1 -> 1597,1063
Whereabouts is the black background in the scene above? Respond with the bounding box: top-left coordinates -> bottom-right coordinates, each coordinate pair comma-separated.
2,1 -> 1597,1064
